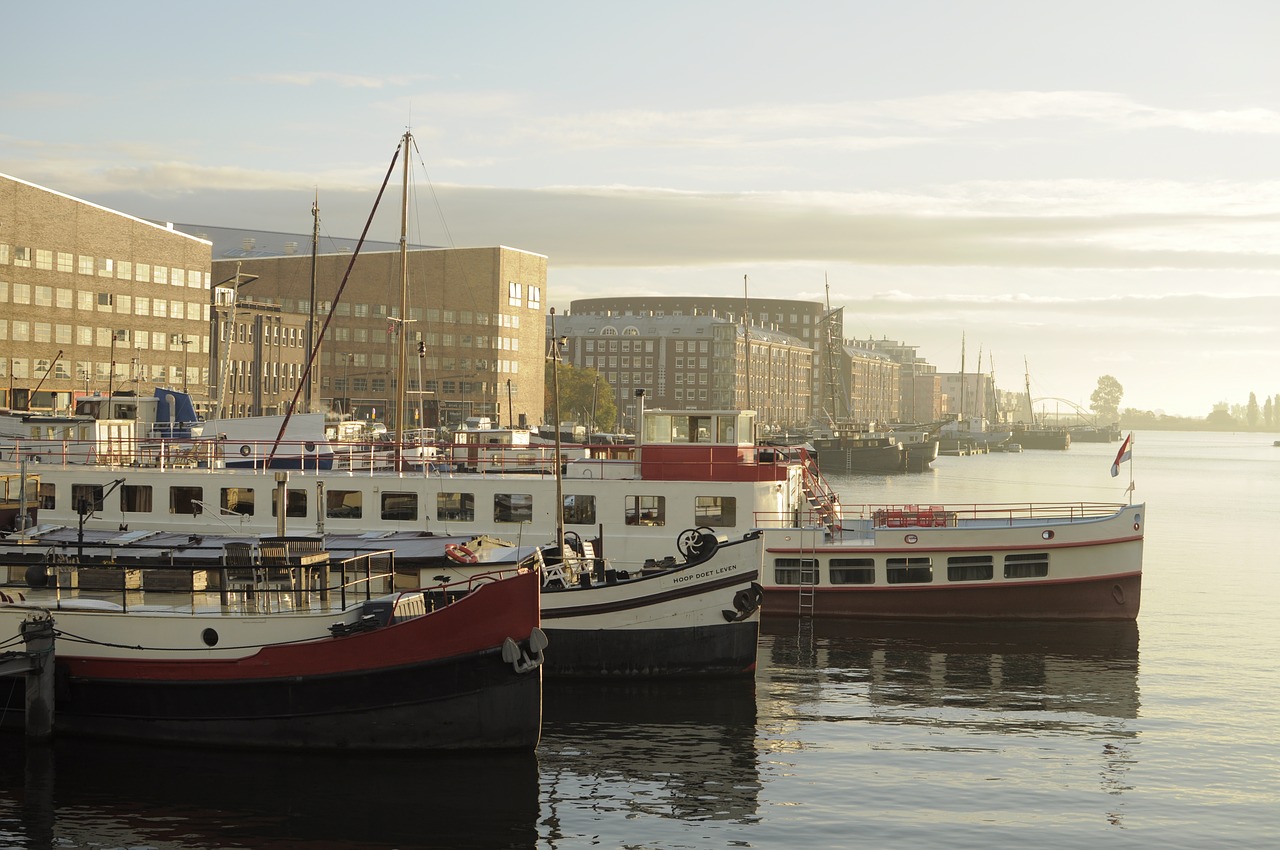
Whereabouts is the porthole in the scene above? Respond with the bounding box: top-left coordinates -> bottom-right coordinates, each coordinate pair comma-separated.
1042,530 -> 1055,540
239,445 -> 252,457
201,628 -> 220,647
904,533 -> 918,544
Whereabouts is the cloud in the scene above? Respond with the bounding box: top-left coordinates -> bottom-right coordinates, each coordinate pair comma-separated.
247,71 -> 427,89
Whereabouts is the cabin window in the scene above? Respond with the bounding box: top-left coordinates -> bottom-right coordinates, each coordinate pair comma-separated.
221,487 -> 255,516
773,557 -> 819,585
38,483 -> 54,511
563,494 -> 596,526
886,556 -> 933,584
169,486 -> 203,516
625,495 -> 665,526
120,485 -> 153,513
271,488 -> 307,518
695,496 -> 736,527
326,489 -> 362,519
1004,552 -> 1049,579
947,555 -> 993,582
437,492 -> 474,522
381,492 -> 417,521
495,493 -> 533,523
830,557 -> 875,585
71,483 -> 105,514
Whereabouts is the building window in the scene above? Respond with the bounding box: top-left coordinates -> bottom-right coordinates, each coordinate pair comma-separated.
527,285 -> 541,309
508,281 -> 522,307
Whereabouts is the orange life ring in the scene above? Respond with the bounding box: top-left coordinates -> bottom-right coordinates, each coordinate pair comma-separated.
445,543 -> 478,564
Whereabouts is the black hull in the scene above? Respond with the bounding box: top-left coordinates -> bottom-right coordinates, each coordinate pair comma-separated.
813,446 -> 907,474
10,648 -> 542,751
543,620 -> 759,678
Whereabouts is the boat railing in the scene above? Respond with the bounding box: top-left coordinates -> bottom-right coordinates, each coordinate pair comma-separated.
857,502 -> 1128,528
0,435 -> 334,472
754,501 -> 1128,533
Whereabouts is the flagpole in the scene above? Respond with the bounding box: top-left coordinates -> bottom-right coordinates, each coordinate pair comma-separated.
1127,432 -> 1135,504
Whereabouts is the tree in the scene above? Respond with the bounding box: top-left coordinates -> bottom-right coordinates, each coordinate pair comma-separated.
544,361 -> 617,433
1090,375 -> 1124,423
1247,392 -> 1260,428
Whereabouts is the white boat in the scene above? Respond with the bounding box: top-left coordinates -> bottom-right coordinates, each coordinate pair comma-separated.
0,538 -> 545,749
0,402 -> 1142,621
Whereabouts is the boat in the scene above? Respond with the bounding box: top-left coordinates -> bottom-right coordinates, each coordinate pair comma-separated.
0,401 -> 1144,621
936,415 -> 1013,455
890,428 -> 941,471
0,536 -> 545,750
809,421 -> 908,473
1011,422 -> 1072,450
1068,423 -> 1122,443
1,387 -> 335,470
429,527 -> 764,678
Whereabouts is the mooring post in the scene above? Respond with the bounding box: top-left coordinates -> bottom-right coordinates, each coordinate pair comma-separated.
21,616 -> 55,742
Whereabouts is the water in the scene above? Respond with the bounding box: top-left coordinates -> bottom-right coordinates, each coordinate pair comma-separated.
2,431 -> 1278,849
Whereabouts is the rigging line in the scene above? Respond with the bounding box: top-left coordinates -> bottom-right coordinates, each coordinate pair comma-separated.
268,139 -> 403,465
409,133 -> 456,249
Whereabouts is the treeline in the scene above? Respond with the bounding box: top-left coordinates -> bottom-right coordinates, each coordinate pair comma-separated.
1119,392 -> 1280,431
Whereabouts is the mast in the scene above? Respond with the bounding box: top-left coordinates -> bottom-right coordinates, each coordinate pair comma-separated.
394,130 -> 411,469
823,276 -> 838,425
958,332 -> 966,421
742,275 -> 751,415
549,308 -> 566,561
1023,356 -> 1035,423
305,190 -> 319,414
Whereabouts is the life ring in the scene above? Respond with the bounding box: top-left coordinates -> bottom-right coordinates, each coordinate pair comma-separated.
445,543 -> 478,564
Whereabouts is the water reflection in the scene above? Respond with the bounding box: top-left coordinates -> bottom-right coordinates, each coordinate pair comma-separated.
1,735 -> 540,849
539,678 -> 761,840
760,618 -> 1141,721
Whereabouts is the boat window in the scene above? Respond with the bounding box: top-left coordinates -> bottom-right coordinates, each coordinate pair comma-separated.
1004,552 -> 1049,579
625,495 -> 665,526
38,482 -> 54,510
886,557 -> 932,584
71,482 -> 105,514
563,494 -> 596,526
495,493 -> 533,523
381,492 -> 417,521
695,496 -> 736,527
271,488 -> 307,518
326,489 -> 362,519
436,492 -> 474,522
947,555 -> 993,582
169,486 -> 202,516
773,558 -> 819,585
121,484 -> 153,513
221,487 -> 254,516
830,558 -> 875,585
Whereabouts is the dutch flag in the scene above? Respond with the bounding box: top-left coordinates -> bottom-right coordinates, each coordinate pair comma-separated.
1110,433 -> 1133,477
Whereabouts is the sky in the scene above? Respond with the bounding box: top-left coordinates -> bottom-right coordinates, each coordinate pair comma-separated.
4,0 -> 1279,418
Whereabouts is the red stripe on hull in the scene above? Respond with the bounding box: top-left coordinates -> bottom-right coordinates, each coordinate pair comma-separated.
60,569 -> 541,682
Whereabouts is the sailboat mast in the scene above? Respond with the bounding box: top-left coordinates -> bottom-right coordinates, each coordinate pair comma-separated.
395,130 -> 411,468
959,332 -> 966,421
305,190 -> 319,414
